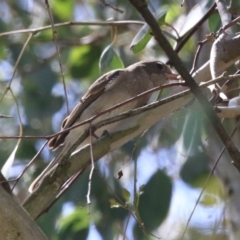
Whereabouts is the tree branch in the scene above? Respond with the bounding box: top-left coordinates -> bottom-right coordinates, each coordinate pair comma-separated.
128,0 -> 240,170
0,186 -> 47,239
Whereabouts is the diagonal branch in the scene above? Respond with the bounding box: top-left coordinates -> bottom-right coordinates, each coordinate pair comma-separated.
128,0 -> 240,171
22,73 -> 240,218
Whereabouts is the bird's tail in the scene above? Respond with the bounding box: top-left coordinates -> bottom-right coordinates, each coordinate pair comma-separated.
28,160 -> 58,193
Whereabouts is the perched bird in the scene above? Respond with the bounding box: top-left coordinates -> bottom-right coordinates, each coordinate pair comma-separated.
29,60 -> 178,192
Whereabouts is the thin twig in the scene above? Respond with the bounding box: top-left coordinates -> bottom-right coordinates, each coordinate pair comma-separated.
44,0 -> 69,114
35,170 -> 83,219
6,88 -> 23,188
132,131 -> 147,212
123,214 -> 131,240
190,39 -> 208,74
94,169 -> 159,239
86,124 -> 95,206
128,0 -> 240,172
0,115 -> 13,119
0,82 -> 184,140
180,121 -> 240,240
0,33 -> 33,103
11,141 -> 48,190
1,74 -> 240,142
0,32 -> 30,183
100,0 -> 124,13
0,21 -> 144,37
222,15 -> 240,31
172,2 -> 216,55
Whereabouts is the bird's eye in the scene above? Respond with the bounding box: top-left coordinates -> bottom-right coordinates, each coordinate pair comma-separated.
156,62 -> 163,70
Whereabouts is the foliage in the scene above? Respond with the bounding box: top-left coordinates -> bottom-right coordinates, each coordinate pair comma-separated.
0,0 -> 236,239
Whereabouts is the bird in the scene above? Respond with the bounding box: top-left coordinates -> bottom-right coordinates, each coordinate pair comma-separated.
29,60 -> 178,192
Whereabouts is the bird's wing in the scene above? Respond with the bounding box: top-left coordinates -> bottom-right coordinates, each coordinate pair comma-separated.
48,69 -> 123,149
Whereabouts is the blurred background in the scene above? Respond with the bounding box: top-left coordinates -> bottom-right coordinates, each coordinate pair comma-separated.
0,0 -> 239,239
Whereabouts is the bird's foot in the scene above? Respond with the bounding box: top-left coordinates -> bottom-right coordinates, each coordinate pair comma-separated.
92,132 -> 99,139
101,129 -> 110,137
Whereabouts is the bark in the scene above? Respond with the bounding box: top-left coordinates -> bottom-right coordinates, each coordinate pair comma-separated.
0,186 -> 47,240
207,1 -> 240,239
23,0 -> 240,222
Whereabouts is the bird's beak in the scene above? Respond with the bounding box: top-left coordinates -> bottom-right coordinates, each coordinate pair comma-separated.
164,72 -> 180,80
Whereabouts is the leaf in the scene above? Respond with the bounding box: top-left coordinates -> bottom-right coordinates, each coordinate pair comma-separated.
200,193 -> 218,206
109,198 -> 123,208
99,45 -> 124,74
58,206 -> 90,239
200,176 -> 225,206
69,45 -> 102,79
130,8 -> 169,53
136,170 -> 172,231
208,13 -> 221,32
165,4 -> 182,24
179,0 -> 210,37
122,187 -> 131,202
52,0 -> 74,21
0,43 -> 4,59
139,184 -> 145,193
180,152 -> 210,187
1,143 -> 19,179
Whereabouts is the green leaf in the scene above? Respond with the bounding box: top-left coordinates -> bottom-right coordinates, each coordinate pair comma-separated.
52,0 -> 74,21
199,176 -> 225,206
200,193 -> 218,206
165,4 -> 182,24
99,45 -> 124,74
208,13 -> 221,32
69,45 -> 102,79
136,170 -> 172,231
109,198 -> 123,208
179,0 -> 210,37
34,29 -> 53,42
58,206 -> 91,240
180,152 -> 210,187
139,184 -> 145,193
0,43 -> 4,59
59,207 -> 91,230
130,8 -> 169,53
122,187 -> 131,202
